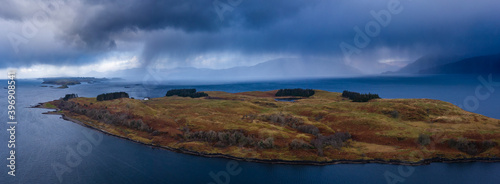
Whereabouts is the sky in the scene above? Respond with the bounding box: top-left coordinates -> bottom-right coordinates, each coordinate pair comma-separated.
1,0 -> 499,79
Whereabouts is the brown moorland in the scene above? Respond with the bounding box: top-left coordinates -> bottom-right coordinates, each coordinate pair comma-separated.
38,90 -> 500,165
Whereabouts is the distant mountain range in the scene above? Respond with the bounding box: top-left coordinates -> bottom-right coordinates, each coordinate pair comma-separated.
419,54 -> 500,74
383,54 -> 465,74
384,53 -> 500,75
113,58 -> 362,81
104,53 -> 500,81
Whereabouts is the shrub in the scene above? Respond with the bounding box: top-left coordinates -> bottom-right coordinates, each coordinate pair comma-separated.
206,130 -> 218,142
242,114 -> 257,121
324,132 -> 352,149
417,134 -> 431,146
390,110 -> 399,119
482,140 -> 497,150
57,97 -> 155,133
314,114 -> 324,121
62,94 -> 78,101
310,132 -> 352,155
96,92 -> 129,101
342,90 -> 380,102
285,116 -> 305,128
260,114 -> 320,136
165,89 -> 208,98
311,138 -> 324,156
448,138 -> 497,155
258,137 -> 275,149
275,88 -> 315,97
289,139 -> 313,150
260,114 -> 304,128
268,114 -> 285,124
218,132 -> 230,144
128,119 -> 151,132
448,138 -> 478,155
184,130 -> 256,147
297,125 -> 320,136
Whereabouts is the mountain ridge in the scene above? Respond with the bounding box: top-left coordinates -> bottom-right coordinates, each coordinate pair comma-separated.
112,58 -> 362,81
383,54 -> 465,74
419,54 -> 500,74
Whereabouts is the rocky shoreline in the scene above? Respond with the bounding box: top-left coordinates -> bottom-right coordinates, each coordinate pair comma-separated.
40,108 -> 500,166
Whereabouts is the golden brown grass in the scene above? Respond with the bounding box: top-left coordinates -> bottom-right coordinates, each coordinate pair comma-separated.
43,90 -> 500,163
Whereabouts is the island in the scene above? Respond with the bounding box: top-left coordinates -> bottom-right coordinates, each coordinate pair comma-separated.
36,89 -> 500,165
41,77 -> 109,88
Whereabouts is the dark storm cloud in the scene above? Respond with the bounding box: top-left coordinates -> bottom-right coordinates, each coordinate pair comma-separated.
69,0 -> 216,49
134,0 -> 500,66
66,0 -> 316,50
1,0 -> 500,72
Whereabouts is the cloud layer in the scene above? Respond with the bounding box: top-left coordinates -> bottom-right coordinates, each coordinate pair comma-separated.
1,0 -> 499,76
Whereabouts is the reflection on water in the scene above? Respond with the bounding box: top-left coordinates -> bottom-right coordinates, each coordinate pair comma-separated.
275,98 -> 302,102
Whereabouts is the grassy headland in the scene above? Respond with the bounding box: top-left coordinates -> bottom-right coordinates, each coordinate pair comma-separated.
38,89 -> 500,165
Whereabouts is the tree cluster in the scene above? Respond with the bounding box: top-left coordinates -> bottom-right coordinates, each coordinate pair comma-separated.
342,90 -> 380,102
165,89 -> 208,98
448,138 -> 497,155
57,100 -> 152,132
259,113 -> 304,128
184,130 -> 278,149
96,92 -> 129,101
186,130 -> 252,147
275,88 -> 315,97
258,113 -> 321,136
257,113 -> 351,154
62,94 -> 78,101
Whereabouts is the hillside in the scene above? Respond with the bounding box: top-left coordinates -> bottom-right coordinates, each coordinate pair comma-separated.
38,90 -> 500,165
419,54 -> 500,74
109,58 -> 361,81
383,54 -> 464,74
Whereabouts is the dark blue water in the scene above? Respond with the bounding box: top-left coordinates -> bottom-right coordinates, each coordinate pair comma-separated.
1,75 -> 499,184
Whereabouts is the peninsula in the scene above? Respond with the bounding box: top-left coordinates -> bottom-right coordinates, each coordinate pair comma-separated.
37,89 -> 500,165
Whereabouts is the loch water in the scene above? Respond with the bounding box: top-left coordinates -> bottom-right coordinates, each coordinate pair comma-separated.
1,74 -> 499,184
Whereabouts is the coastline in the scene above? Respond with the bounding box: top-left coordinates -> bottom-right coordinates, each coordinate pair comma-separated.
43,109 -> 500,166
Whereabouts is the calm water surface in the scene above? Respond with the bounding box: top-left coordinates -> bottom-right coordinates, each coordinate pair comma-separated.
0,75 -> 499,184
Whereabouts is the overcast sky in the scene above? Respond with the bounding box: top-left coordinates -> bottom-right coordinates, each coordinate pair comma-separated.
1,0 -> 499,78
